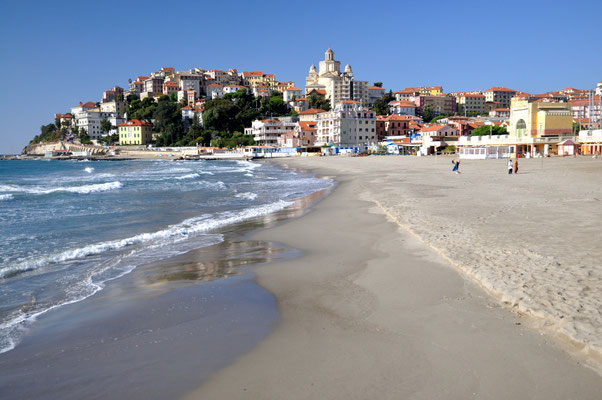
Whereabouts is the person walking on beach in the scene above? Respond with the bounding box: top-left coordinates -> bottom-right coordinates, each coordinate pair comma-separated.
507,159 -> 513,174
452,160 -> 460,174
513,159 -> 518,174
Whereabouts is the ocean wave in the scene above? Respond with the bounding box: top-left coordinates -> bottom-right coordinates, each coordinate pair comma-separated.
0,181 -> 122,195
0,200 -> 292,280
235,192 -> 258,200
175,173 -> 199,180
84,167 -> 94,173
0,194 -> 13,201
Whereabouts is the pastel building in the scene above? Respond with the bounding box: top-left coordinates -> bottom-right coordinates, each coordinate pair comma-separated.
245,118 -> 298,146
283,87 -> 302,102
368,86 -> 386,106
456,94 -> 486,115
315,101 -> 376,146
414,95 -> 457,116
508,97 -> 573,139
483,87 -> 517,108
304,48 -> 369,108
118,120 -> 153,145
389,100 -> 417,116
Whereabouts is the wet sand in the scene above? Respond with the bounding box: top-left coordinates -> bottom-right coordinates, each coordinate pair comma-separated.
185,156 -> 602,399
0,195 -> 323,399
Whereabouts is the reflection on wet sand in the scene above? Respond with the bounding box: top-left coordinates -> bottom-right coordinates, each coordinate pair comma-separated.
135,188 -> 331,289
140,240 -> 291,286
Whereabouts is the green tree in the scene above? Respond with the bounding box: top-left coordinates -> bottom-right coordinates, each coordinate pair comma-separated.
100,118 -> 113,134
373,82 -> 383,88
372,90 -> 395,115
307,94 -> 330,111
471,125 -> 508,136
422,105 -> 434,122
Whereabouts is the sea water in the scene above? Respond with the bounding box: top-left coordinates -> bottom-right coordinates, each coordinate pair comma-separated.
0,159 -> 331,353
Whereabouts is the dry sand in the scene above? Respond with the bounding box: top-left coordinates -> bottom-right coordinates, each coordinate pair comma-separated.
184,155 -> 602,399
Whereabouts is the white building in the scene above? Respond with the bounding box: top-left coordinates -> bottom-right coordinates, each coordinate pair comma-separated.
222,85 -> 247,95
283,87 -> 302,102
368,86 -> 385,106
178,72 -> 202,94
100,100 -> 125,118
305,48 -> 370,107
315,101 -> 376,147
245,118 -> 298,146
389,101 -> 417,116
207,84 -> 223,99
73,110 -> 123,138
181,106 -> 204,125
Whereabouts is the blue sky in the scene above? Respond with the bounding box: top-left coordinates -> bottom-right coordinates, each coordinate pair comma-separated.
1,0 -> 600,154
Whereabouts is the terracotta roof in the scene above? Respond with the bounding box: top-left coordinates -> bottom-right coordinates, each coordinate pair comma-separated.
164,81 -> 179,87
243,71 -> 263,77
341,100 -> 360,104
137,76 -> 149,80
307,89 -> 327,95
420,124 -> 452,132
459,94 -> 485,98
285,87 -> 301,91
118,119 -> 152,127
369,86 -> 385,90
299,108 -> 327,115
298,121 -> 317,130
492,108 -> 510,112
73,101 -> 96,109
207,84 -> 222,87
484,87 -> 516,93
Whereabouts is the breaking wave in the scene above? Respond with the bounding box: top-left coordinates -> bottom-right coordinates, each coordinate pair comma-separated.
0,181 -> 122,195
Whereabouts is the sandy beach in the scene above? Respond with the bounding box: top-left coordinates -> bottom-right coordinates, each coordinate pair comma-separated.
185,155 -> 602,399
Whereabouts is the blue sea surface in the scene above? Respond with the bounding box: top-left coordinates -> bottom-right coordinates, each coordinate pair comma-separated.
0,159 -> 331,353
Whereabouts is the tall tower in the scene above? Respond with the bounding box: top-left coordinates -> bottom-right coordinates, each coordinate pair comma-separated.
319,48 -> 340,75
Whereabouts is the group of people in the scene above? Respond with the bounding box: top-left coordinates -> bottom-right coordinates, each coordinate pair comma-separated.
451,158 -> 519,174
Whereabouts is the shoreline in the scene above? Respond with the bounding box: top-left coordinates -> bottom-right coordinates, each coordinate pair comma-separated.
185,156 -> 602,399
0,166 -> 332,399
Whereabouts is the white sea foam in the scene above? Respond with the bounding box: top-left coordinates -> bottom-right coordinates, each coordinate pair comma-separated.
0,200 -> 291,280
0,181 -> 122,195
175,173 -> 199,180
235,192 -> 258,200
0,200 -> 294,353
0,194 -> 13,201
198,171 -> 214,175
84,167 -> 95,173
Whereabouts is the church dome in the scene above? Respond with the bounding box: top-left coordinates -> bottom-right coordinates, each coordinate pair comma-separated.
309,64 -> 317,73
344,64 -> 352,73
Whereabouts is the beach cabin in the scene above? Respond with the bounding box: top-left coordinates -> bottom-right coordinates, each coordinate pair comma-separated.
557,139 -> 580,156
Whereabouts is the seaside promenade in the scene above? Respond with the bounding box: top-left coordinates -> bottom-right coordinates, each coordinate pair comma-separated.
185,155 -> 602,399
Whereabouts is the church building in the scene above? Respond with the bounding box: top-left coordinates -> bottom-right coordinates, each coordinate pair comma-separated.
305,48 -> 369,108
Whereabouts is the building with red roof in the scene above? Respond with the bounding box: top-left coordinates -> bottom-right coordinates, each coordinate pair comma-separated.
118,119 -> 153,145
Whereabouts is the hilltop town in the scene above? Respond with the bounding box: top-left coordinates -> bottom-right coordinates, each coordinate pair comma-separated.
25,48 -> 602,159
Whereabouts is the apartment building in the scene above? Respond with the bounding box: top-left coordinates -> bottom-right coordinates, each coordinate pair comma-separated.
315,101 -> 376,146
245,118 -> 298,146
456,94 -> 486,115
483,87 -> 517,108
118,119 -> 153,145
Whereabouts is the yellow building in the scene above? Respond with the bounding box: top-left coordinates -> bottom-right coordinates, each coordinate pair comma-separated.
118,120 -> 153,145
457,97 -> 574,158
508,97 -> 573,139
404,85 -> 443,96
